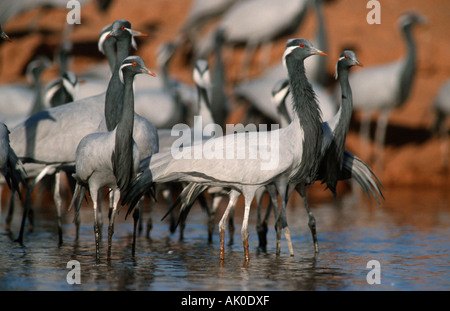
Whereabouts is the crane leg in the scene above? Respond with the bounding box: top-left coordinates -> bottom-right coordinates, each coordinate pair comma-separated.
275,182 -> 294,256
374,110 -> 390,170
241,192 -> 256,262
5,189 -> 16,232
91,189 -> 101,263
255,189 -> 266,250
296,184 -> 319,254
228,200 -> 236,245
132,198 -> 143,255
15,165 -> 52,244
107,189 -> 120,260
256,185 -> 276,251
146,200 -> 154,239
208,194 -> 222,243
54,171 -> 63,246
218,190 -> 239,261
132,206 -> 139,256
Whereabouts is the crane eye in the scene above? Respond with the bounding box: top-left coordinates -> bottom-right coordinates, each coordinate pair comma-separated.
132,62 -> 137,66
299,43 -> 304,48
121,26 -> 125,30
344,55 -> 348,59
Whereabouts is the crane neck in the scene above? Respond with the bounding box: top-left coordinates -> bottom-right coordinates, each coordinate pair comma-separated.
103,38 -> 116,73
116,72 -> 135,138
158,55 -> 172,92
285,56 -> 323,184
157,51 -> 187,122
335,65 -> 353,141
277,100 -> 292,128
197,85 -> 214,126
399,23 -> 417,105
115,37 -> 132,69
105,35 -> 132,131
112,70 -> 135,192
330,64 -> 353,169
315,63 -> 353,196
29,71 -> 45,116
211,32 -> 227,126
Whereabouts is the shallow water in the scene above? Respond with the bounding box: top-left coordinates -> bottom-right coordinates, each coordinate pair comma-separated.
0,185 -> 449,291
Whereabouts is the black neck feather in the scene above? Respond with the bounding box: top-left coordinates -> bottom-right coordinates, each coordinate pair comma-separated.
105,36 -> 131,131
286,57 -> 323,184
112,71 -> 135,193
399,24 -> 416,105
319,63 -> 353,196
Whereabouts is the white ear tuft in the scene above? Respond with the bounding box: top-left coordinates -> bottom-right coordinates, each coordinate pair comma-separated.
282,46 -> 297,71
119,63 -> 133,84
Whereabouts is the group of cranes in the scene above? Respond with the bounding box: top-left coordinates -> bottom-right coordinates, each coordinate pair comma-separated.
121,41 -> 384,262
0,0 -> 443,265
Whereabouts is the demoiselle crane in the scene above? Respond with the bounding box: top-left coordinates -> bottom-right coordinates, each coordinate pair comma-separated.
9,20 -> 158,245
166,52 -> 384,255
43,71 -> 79,108
277,51 -> 384,254
70,56 -> 155,261
0,56 -> 52,129
195,0 -> 309,79
336,11 -> 427,166
122,39 -> 327,262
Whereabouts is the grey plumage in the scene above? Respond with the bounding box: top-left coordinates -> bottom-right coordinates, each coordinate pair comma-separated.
122,38 -> 327,261
104,20 -> 139,131
44,71 -> 79,108
0,56 -> 51,128
167,52 -> 383,255
0,123 -> 27,200
71,56 -> 156,260
319,50 -> 361,196
210,28 -> 230,127
9,20 -> 158,245
284,39 -> 324,185
335,12 -> 427,164
195,0 -> 309,78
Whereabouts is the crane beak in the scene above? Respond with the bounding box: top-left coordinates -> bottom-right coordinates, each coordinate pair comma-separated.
132,30 -> 148,37
1,32 -> 11,42
418,15 -> 428,25
105,30 -> 116,39
106,28 -> 148,39
314,48 -> 327,56
142,67 -> 156,77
